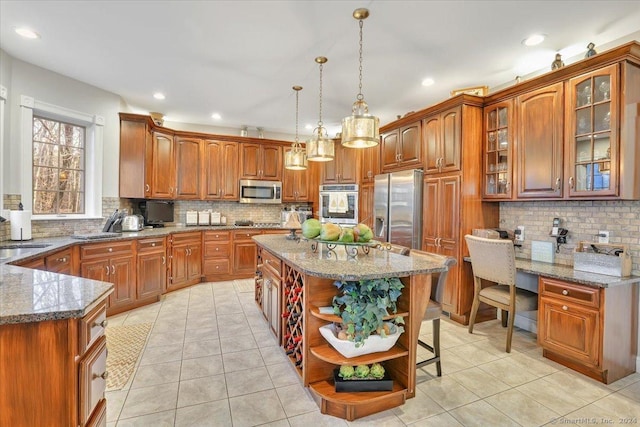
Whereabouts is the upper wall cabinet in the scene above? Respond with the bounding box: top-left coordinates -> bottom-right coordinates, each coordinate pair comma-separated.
359,145 -> 380,184
282,148 -> 309,202
203,140 -> 239,201
423,106 -> 461,175
119,114 -> 177,200
240,143 -> 282,181
175,137 -> 202,199
380,121 -> 422,172
483,43 -> 640,201
322,142 -> 359,184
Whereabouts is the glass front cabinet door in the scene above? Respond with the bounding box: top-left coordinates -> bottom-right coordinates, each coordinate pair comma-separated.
566,64 -> 618,197
483,100 -> 513,199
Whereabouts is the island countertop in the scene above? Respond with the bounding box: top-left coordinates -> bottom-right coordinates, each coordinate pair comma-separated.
252,235 -> 447,280
0,264 -> 113,325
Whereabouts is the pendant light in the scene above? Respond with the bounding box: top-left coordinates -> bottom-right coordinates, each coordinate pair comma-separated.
341,8 -> 380,148
284,85 -> 307,170
307,56 -> 335,162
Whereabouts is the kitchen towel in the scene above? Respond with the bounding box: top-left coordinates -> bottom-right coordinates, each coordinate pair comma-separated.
328,193 -> 349,213
10,210 -> 32,241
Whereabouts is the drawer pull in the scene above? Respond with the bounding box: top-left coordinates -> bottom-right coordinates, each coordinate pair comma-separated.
94,319 -> 108,328
216,248 -> 219,251
108,247 -> 113,252
562,289 -> 569,296
57,257 -> 67,262
93,371 -> 109,380
151,243 -> 156,247
562,305 -> 568,311
162,256 -> 166,265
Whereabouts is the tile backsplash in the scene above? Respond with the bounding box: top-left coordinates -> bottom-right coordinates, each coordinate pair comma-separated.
499,200 -> 640,275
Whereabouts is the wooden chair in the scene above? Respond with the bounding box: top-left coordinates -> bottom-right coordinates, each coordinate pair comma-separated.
408,249 -> 457,376
464,235 -> 538,353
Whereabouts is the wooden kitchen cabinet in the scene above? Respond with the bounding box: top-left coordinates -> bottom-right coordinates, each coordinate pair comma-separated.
118,114 -> 176,199
0,300 -> 109,427
359,144 -> 380,184
240,142 -> 282,181
168,232 -> 202,292
233,229 -> 262,278
203,230 -> 232,280
203,140 -> 239,200
44,247 -> 76,275
136,237 -> 167,300
538,276 -> 637,384
423,106 -> 461,175
482,100 -> 514,199
321,142 -> 358,184
80,240 -> 136,316
175,136 -> 202,199
358,183 -> 374,228
381,121 -> 422,172
261,249 -> 283,341
283,150 -> 309,202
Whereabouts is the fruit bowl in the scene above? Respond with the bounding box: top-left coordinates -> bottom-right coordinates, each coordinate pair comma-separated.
319,322 -> 402,358
301,237 -> 387,257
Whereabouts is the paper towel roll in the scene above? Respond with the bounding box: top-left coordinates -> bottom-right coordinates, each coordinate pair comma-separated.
10,210 -> 32,241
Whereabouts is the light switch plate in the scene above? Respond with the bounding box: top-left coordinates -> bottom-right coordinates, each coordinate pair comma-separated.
598,230 -> 609,244
531,240 -> 555,264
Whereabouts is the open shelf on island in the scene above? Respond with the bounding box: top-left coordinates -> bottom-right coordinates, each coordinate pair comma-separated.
310,343 -> 409,365
309,305 -> 409,323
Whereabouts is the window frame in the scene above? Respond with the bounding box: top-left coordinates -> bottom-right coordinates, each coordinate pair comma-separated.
20,95 -> 103,220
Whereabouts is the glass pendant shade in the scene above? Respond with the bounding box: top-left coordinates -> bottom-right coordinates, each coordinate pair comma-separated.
284,145 -> 307,170
306,131 -> 334,162
341,99 -> 380,148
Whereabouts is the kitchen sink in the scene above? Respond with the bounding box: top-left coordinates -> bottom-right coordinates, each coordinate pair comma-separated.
0,244 -> 52,260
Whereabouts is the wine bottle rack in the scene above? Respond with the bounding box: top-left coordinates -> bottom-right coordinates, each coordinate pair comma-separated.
283,264 -> 305,374
254,247 -> 264,309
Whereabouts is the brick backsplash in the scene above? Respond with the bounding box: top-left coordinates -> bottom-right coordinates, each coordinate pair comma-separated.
499,200 -> 640,275
171,200 -> 311,225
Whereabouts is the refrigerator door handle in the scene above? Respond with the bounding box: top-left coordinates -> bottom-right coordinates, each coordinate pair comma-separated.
375,216 -> 386,239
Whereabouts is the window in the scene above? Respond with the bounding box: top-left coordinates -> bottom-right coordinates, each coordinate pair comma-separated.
32,116 -> 86,214
19,95 -> 104,219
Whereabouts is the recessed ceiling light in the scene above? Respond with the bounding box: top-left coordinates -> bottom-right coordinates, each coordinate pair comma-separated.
153,92 -> 165,100
15,27 -> 40,39
211,113 -> 221,120
421,78 -> 435,87
523,34 -> 545,47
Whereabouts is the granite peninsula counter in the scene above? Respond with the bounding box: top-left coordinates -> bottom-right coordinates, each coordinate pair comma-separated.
252,234 -> 448,421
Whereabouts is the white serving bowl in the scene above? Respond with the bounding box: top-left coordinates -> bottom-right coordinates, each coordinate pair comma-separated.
319,322 -> 402,358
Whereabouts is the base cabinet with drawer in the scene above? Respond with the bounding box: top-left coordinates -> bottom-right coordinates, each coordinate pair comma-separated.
203,230 -> 232,280
233,229 -> 263,278
168,232 -> 202,292
136,237 -> 167,300
538,276 -> 638,384
0,300 -> 109,427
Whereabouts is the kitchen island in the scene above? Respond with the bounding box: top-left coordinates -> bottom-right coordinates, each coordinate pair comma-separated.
252,234 -> 448,421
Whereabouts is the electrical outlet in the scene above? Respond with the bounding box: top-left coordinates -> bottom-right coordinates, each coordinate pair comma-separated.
515,225 -> 525,242
598,230 -> 609,244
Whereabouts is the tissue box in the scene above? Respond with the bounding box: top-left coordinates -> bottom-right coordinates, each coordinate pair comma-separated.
574,242 -> 632,277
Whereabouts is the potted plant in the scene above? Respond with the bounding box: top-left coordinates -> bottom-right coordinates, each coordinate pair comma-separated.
330,277 -> 405,348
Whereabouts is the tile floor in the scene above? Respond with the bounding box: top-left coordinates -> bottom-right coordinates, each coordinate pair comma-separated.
105,279 -> 640,426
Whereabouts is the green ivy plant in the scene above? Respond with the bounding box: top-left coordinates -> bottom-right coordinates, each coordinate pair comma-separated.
332,277 -> 405,347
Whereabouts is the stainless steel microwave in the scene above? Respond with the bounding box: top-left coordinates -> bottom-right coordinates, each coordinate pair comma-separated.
239,179 -> 282,204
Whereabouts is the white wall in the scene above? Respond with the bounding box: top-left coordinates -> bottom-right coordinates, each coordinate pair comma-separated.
1,50 -> 126,197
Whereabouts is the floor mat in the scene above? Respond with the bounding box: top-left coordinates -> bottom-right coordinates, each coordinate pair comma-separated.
104,322 -> 152,391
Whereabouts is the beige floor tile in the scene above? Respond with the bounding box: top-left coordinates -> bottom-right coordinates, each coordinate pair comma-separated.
449,400 -> 520,427
515,377 -> 591,414
446,341 -> 511,366
131,360 -> 181,389
217,321 -> 253,338
174,400 -> 232,427
119,382 -> 179,419
592,393 -> 640,418
228,389 -> 287,427
138,342 -> 184,366
619,380 -> 640,403
222,348 -> 265,373
146,330 -> 185,348
485,388 -> 559,427
115,409 -> 176,426
152,319 -> 186,333
185,316 -> 217,331
477,356 -> 540,387
542,370 -> 612,403
276,383 -> 319,417
177,374 -> 228,407
449,367 -> 511,398
219,331 -> 257,353
182,338 -> 221,359
267,361 -> 301,388
416,376 -> 480,410
105,389 -> 127,422
345,408 -> 405,426
184,326 -> 218,342
287,410 -> 349,426
225,366 -> 274,397
563,403 -> 624,427
260,344 -> 287,365
253,328 -> 281,348
608,372 -> 640,391
392,387 -> 445,424
180,355 -> 224,380
409,411 -> 464,426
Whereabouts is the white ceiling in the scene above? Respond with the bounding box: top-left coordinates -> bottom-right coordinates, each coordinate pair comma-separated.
1,1 -> 640,137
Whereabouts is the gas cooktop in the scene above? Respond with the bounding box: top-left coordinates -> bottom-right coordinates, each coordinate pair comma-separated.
234,220 -> 281,228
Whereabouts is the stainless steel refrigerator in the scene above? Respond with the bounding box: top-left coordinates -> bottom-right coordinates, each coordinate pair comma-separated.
373,169 -> 423,249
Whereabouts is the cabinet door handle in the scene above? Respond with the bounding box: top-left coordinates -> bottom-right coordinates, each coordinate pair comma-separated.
94,319 -> 108,328
111,265 -> 115,274
569,176 -> 575,189
145,184 -> 150,192
93,371 -> 109,380
562,289 -> 569,295
162,256 -> 166,265
562,305 -> 568,311
105,265 -> 110,276
555,178 -> 561,190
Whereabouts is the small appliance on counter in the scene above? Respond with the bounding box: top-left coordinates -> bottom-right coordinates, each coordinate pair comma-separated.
122,214 -> 144,232
10,203 -> 32,241
139,200 -> 174,228
186,211 -> 198,226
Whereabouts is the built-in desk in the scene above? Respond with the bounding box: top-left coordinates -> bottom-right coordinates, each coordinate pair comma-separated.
465,256 -> 640,384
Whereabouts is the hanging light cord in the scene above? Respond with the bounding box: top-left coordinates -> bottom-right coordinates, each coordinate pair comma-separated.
294,88 -> 300,145
357,18 -> 364,101
318,61 -> 324,131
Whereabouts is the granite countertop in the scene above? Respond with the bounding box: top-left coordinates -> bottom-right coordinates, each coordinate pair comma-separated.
253,234 -> 447,280
462,256 -> 640,288
0,264 -> 113,325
